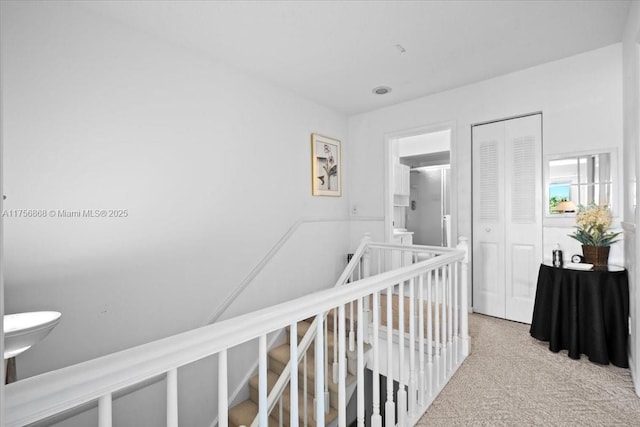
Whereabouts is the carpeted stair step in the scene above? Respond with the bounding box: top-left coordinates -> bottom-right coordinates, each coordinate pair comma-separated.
289,320 -> 342,350
248,371 -> 284,404
267,344 -> 357,408
269,389 -> 339,427
247,381 -> 340,427
377,294 -> 445,342
306,307 -> 359,332
291,317 -> 361,373
235,376 -> 341,427
274,340 -> 339,369
229,316 -> 362,427
228,400 -> 280,427
270,343 -> 338,378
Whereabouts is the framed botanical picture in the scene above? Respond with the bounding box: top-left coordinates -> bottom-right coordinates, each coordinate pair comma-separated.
311,133 -> 342,196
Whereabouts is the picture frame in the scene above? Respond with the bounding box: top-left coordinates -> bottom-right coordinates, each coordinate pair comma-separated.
311,133 -> 342,196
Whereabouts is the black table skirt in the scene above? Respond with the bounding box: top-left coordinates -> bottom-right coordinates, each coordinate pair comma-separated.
530,264 -> 629,368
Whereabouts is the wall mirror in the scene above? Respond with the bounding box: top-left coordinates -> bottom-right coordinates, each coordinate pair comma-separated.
545,149 -> 617,216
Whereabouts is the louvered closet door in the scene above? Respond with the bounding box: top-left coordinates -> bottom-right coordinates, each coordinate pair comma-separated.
472,114 -> 542,323
504,115 -> 542,323
472,121 -> 506,319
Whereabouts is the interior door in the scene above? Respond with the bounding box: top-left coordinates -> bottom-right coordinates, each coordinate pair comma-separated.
472,121 -> 506,319
504,114 -> 542,323
407,168 -> 444,246
472,114 -> 542,323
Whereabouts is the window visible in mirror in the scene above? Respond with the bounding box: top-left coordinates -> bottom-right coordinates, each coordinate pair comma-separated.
546,152 -> 614,216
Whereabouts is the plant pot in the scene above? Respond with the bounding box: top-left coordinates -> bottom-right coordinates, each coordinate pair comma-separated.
582,245 -> 610,267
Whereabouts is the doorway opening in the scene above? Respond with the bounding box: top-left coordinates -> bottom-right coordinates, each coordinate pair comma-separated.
387,125 -> 453,247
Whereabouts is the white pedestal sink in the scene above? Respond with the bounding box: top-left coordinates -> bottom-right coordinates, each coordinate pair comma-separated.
4,311 -> 62,359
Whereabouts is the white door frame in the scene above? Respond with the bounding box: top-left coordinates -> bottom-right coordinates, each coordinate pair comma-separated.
384,121 -> 457,245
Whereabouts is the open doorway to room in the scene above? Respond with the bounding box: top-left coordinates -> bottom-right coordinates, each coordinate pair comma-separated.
406,162 -> 450,246
386,124 -> 454,248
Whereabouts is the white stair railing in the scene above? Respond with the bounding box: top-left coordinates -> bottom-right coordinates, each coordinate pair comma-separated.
249,237 -> 469,427
247,235 -> 373,427
4,237 -> 469,427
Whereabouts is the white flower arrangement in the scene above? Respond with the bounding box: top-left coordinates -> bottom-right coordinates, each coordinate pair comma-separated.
568,204 -> 621,247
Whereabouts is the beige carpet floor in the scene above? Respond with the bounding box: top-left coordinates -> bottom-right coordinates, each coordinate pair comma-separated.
417,313 -> 640,426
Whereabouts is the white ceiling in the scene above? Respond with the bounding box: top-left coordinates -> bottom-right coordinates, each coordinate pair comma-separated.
78,0 -> 630,116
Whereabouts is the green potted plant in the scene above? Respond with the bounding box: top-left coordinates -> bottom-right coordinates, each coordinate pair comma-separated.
568,203 -> 621,266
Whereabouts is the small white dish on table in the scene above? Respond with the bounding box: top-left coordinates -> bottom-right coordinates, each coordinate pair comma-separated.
564,262 -> 594,271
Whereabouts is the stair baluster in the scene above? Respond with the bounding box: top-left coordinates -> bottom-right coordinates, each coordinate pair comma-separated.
408,276 -> 416,417
385,286 -> 395,427
447,263 -> 453,373
324,317 -> 330,413
397,279 -> 407,427
356,297 -> 365,427
303,352 -> 308,427
348,302 -> 355,352
370,289 -> 381,427
418,273 -> 426,406
332,310 -> 338,384
440,267 -> 447,384
219,350 -> 228,427
259,335 -> 268,427
98,393 -> 112,427
314,314 -> 325,426
338,304 -> 347,427
453,261 -> 459,366
426,271 -> 433,399
167,368 -> 178,427
434,269 -> 440,389
289,322 -> 299,427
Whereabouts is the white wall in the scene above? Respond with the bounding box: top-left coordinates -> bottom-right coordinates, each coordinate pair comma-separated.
623,0 -> 640,397
0,22 -> 5,423
397,130 -> 451,157
1,1 -> 351,425
349,44 -> 623,305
